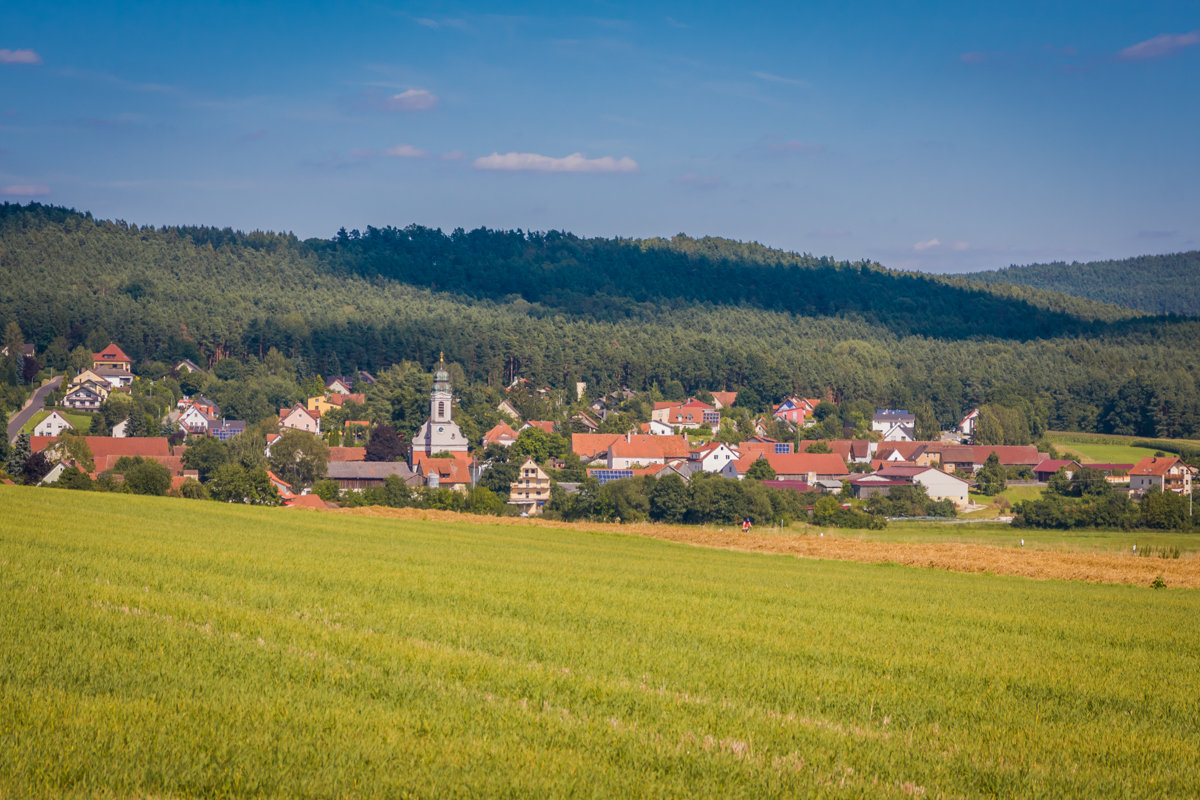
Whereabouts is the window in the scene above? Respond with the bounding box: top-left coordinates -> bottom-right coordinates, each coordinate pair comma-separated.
438,401 -> 445,417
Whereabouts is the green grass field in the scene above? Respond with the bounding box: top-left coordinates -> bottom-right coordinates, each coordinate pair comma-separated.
835,519 -> 1200,553
18,409 -> 94,435
1045,430 -> 1200,465
2,485 -> 1198,798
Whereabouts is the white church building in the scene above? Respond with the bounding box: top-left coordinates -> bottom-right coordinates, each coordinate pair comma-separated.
412,355 -> 469,456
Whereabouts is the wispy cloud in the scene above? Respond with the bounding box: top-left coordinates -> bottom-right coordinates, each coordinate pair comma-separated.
0,48 -> 41,65
914,238 -> 969,252
671,172 -> 726,190
384,144 -> 429,158
414,16 -> 466,30
383,89 -> 438,111
752,70 -> 809,87
959,51 -> 989,64
440,150 -> 467,161
2,184 -> 50,196
473,151 -> 639,173
665,17 -> 688,29
1117,31 -> 1200,61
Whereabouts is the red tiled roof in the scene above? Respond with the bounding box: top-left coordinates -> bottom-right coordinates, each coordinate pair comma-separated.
572,433 -> 624,459
412,452 -> 474,485
329,446 -> 366,462
1033,459 -> 1080,473
1130,456 -> 1184,477
484,421 -> 519,444
92,343 -> 132,363
288,494 -> 330,509
710,391 -> 737,408
610,439 -> 669,462
762,452 -> 849,477
524,420 -> 556,434
32,435 -> 171,460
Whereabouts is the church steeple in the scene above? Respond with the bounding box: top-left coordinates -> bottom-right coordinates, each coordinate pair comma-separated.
414,353 -> 468,455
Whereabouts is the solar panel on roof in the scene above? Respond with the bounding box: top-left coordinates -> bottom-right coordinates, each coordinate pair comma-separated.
588,469 -> 634,485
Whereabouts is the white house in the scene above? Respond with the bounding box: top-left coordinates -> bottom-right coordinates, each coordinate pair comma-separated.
875,465 -> 971,508
689,442 -> 741,473
279,404 -> 321,434
872,410 -> 916,442
33,410 -> 76,437
957,408 -> 979,440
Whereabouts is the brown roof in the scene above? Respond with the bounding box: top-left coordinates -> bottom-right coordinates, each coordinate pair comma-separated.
328,446 -> 366,462
483,421 -> 519,443
629,434 -> 690,459
875,441 -> 935,460
572,433 -> 624,459
710,391 -> 738,409
32,435 -> 171,460
610,439 -> 669,462
762,452 -> 850,477
939,445 -> 1041,466
524,420 -> 556,434
412,452 -> 474,485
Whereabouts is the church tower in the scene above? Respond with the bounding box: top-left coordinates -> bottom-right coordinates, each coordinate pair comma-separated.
413,353 -> 468,455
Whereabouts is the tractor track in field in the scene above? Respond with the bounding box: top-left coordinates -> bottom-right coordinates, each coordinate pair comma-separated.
332,507 -> 1200,590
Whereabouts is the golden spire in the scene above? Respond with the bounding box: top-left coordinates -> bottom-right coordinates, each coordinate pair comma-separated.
439,351 -> 445,364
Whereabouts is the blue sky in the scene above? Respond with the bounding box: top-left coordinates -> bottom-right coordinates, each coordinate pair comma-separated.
1,1 -> 1197,272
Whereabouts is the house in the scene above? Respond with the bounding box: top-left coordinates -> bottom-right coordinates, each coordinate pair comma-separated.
326,377 -> 354,395
572,411 -> 599,432
173,358 -> 206,375
482,421 -> 520,449
846,474 -> 911,501
826,439 -> 874,464
723,452 -> 849,483
412,452 -> 475,490
325,461 -> 419,491
33,410 -> 75,438
872,410 -> 916,442
1033,459 -> 1082,483
209,419 -> 246,441
957,408 -> 980,440
652,399 -> 720,433
111,419 -> 130,438
357,370 -> 377,386
279,404 -> 321,434
872,465 -> 971,508
937,445 -> 1042,475
709,391 -> 738,410
70,369 -> 110,390
31,435 -> 179,476
689,442 -> 741,473
740,438 -> 795,461
92,343 -> 132,372
62,383 -> 107,411
874,441 -> 937,466
179,403 -> 216,435
608,438 -> 668,469
92,366 -> 134,389
571,433 -> 625,462
521,420 -> 556,435
496,399 -> 522,421
266,471 -> 295,502
508,457 -> 552,515
639,420 -> 675,436
412,358 -> 468,455
1129,456 -> 1195,496
772,396 -> 820,426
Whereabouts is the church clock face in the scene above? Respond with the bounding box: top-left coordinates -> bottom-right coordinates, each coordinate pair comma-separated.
438,426 -> 444,432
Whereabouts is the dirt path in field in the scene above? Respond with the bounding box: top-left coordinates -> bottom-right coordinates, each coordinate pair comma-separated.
330,507 -> 1200,589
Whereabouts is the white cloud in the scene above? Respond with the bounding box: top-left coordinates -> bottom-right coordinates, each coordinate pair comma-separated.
914,238 -> 970,252
0,48 -> 42,65
384,144 -> 429,158
1,184 -> 50,196
473,151 -> 639,173
383,89 -> 438,111
1117,31 -> 1200,61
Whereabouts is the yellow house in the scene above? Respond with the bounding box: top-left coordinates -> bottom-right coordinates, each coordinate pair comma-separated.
306,395 -> 338,415
508,457 -> 552,515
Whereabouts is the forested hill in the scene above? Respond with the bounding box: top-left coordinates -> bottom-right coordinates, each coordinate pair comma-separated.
314,224 -> 1139,339
4,202 -> 1200,438
960,251 -> 1200,316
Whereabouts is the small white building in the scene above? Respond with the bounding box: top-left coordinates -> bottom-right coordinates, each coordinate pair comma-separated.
33,410 -> 76,438
689,442 -> 741,473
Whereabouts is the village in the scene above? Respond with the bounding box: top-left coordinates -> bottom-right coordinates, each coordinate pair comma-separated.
9,343 -> 1194,519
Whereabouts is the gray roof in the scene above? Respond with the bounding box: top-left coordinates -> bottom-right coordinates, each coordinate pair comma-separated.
325,461 -> 416,480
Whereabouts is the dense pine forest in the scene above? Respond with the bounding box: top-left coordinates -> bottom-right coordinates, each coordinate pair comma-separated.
3,202 -> 1200,437
961,251 -> 1200,316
